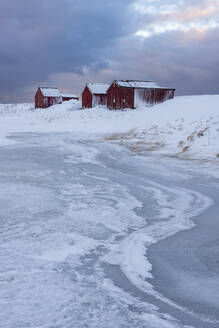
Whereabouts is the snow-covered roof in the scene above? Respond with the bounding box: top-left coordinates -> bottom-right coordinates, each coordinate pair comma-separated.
115,80 -> 174,90
40,87 -> 61,97
87,83 -> 110,95
62,94 -> 78,98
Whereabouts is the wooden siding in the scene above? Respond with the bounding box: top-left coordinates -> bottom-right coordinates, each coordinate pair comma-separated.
35,87 -> 62,108
62,96 -> 79,102
107,83 -> 135,109
107,82 -> 175,109
82,86 -> 107,108
35,88 -> 44,108
134,88 -> 175,107
92,94 -> 107,107
82,86 -> 93,108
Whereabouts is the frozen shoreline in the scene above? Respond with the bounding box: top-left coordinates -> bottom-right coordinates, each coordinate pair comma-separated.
1,95 -> 219,162
148,175 -> 219,324
0,132 -> 218,327
1,95 -> 219,327
99,148 -> 218,326
102,174 -> 213,303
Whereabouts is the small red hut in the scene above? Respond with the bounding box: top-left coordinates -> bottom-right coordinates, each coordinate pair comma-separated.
82,83 -> 110,108
35,87 -> 62,108
62,94 -> 79,102
107,80 -> 175,109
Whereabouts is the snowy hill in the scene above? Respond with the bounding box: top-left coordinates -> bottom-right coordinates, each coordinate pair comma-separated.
1,96 -> 219,161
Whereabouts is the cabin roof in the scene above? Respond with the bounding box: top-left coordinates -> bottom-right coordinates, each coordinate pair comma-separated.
40,87 -> 61,97
115,80 -> 174,90
62,93 -> 78,98
87,83 -> 110,95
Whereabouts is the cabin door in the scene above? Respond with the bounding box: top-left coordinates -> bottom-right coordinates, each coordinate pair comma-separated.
113,98 -> 116,109
48,97 -> 52,107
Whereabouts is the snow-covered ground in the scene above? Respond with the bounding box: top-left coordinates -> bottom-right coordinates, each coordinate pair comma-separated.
1,95 -> 219,162
0,97 -> 219,328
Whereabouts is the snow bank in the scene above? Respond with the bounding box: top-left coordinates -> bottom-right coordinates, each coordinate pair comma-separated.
0,96 -> 219,161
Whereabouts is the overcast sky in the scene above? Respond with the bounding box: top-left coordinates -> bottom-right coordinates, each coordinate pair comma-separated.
0,0 -> 219,103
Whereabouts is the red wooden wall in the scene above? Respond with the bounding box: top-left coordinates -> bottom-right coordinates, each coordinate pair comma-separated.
35,88 -> 62,108
93,94 -> 107,107
62,96 -> 79,102
107,83 -> 135,109
82,87 -> 107,108
107,83 -> 175,109
135,88 -> 175,107
82,86 -> 93,108
35,88 -> 45,108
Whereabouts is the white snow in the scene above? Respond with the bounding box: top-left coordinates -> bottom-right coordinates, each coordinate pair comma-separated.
116,80 -> 173,89
1,95 -> 219,327
87,83 -> 110,94
62,93 -> 78,98
1,95 -> 219,162
40,87 -> 61,97
102,181 -> 213,309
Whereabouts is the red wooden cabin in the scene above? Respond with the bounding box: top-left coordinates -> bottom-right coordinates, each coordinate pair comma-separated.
62,94 -> 79,102
82,83 -> 110,108
107,80 -> 175,109
35,87 -> 62,108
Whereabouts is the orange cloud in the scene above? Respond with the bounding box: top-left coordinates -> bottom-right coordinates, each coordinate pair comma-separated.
164,2 -> 219,22
135,0 -> 219,39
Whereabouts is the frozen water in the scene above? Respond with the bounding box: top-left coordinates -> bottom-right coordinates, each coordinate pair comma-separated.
0,133 -> 218,328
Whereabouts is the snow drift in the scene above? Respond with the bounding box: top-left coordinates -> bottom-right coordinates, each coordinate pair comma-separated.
0,95 -> 219,161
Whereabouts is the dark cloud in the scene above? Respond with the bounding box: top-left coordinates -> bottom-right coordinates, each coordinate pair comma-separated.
0,0 -> 134,102
0,0 -> 219,102
109,27 -> 219,95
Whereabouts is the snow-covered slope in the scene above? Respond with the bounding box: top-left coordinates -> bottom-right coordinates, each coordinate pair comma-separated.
0,96 -> 219,161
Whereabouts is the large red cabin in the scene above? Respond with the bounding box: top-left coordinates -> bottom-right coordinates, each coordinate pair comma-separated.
107,80 -> 175,109
82,83 -> 110,108
35,87 -> 62,108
